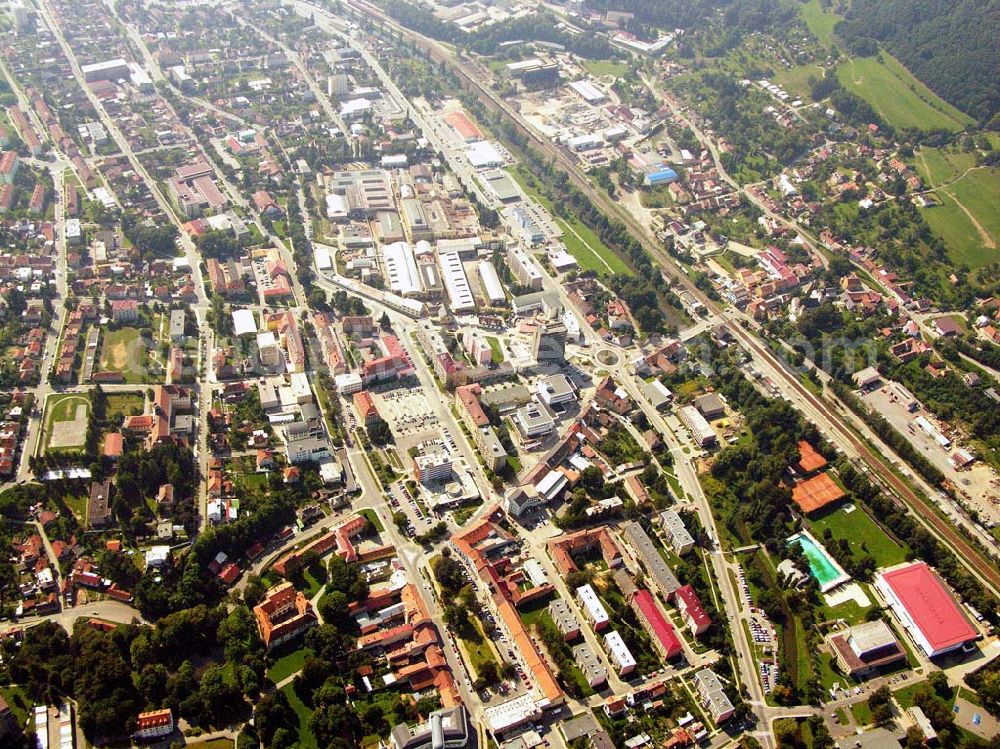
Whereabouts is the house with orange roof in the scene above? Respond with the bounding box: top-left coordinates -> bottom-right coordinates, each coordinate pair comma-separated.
254,582 -> 317,649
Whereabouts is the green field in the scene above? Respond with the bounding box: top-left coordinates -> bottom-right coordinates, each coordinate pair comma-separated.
98,327 -> 147,382
801,0 -> 842,48
836,53 -> 975,133
360,508 -> 384,532
267,644 -> 311,684
920,168 -> 1000,270
510,166 -> 632,276
808,503 -> 908,568
187,740 -> 235,749
583,60 -> 630,79
460,618 -> 499,677
850,700 -> 873,728
43,393 -> 91,452
773,64 -> 826,99
280,683 -> 317,749
485,336 -> 505,363
0,686 -> 31,729
914,146 -> 978,187
106,392 -> 145,421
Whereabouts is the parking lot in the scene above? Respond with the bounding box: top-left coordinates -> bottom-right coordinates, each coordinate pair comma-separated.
385,478 -> 432,535
860,385 -> 1000,526
373,388 -> 442,456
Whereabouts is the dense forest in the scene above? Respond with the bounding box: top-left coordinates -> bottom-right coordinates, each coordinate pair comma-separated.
836,0 -> 1000,123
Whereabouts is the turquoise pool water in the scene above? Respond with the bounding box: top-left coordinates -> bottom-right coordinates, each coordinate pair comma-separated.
787,531 -> 849,591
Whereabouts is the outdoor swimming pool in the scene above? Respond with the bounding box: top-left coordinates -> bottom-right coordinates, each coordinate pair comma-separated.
787,530 -> 851,592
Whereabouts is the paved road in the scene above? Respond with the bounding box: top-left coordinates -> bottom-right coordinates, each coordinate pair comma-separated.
340,0 -> 1000,601
0,599 -> 144,636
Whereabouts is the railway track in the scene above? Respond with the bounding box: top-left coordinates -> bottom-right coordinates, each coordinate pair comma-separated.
322,0 -> 1000,600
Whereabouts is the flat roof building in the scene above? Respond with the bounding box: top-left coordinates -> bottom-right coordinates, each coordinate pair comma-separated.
536,374 -> 576,408
694,668 -> 734,724
515,401 -> 555,439
620,522 -> 680,599
603,630 -> 636,675
679,405 -> 716,447
875,562 -> 978,657
573,643 -> 608,687
391,706 -> 469,749
660,509 -> 695,555
828,619 -> 906,678
693,392 -> 725,420
467,141 -> 505,169
549,598 -> 581,640
82,57 -> 129,82
577,584 -> 610,630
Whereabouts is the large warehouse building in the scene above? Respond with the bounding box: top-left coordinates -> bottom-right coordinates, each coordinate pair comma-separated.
875,562 -> 978,658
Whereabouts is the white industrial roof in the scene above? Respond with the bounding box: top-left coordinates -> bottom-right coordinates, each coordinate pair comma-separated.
439,250 -> 475,311
314,246 -> 332,270
466,140 -> 504,169
325,192 -> 349,218
383,241 -> 422,296
568,79 -> 606,103
478,260 -> 505,304
232,308 -> 257,336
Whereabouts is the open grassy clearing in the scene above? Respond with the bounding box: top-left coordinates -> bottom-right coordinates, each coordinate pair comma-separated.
772,64 -> 826,99
98,326 -> 148,382
914,146 -> 978,187
187,740 -> 235,749
921,167 -> 1000,269
800,0 -> 841,48
583,60 -> 630,79
485,336 -> 504,363
105,392 -> 145,421
267,644 -> 311,684
280,683 -> 318,749
460,618 -> 499,677
509,166 -> 632,276
808,503 -> 908,568
836,53 -> 974,133
360,508 -> 384,532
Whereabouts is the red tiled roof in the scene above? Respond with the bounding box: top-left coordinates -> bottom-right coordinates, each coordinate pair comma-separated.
633,589 -> 682,658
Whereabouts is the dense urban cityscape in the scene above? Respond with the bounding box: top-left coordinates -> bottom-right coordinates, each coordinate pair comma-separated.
0,0 -> 997,748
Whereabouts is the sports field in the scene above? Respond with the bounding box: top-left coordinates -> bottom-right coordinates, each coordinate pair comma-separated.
43,393 -> 91,452
98,327 -> 147,382
836,54 -> 974,133
583,60 -> 630,79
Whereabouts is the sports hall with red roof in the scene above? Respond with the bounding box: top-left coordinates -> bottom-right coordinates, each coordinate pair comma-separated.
875,561 -> 978,657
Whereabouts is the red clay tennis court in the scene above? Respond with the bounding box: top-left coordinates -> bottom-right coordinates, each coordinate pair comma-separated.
791,471 -> 846,514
